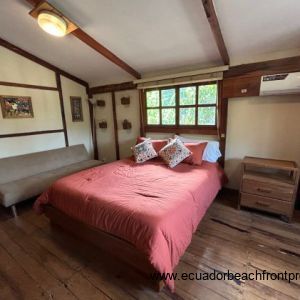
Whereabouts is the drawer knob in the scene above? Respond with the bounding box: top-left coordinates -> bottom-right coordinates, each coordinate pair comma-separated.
255,201 -> 270,207
257,188 -> 271,193
241,88 -> 248,94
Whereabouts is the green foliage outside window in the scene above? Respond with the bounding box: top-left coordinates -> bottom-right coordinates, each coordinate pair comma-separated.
146,83 -> 217,127
162,108 -> 175,125
198,107 -> 216,125
198,84 -> 217,104
179,108 -> 195,125
179,87 -> 196,105
147,109 -> 160,124
161,89 -> 175,106
146,90 -> 159,107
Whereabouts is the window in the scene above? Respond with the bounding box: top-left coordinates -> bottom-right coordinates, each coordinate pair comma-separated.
145,82 -> 218,131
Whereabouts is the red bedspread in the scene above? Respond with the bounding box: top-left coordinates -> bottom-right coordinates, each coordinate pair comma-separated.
35,158 -> 224,290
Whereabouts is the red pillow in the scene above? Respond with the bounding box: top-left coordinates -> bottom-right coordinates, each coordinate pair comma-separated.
136,137 -> 168,153
183,142 -> 208,166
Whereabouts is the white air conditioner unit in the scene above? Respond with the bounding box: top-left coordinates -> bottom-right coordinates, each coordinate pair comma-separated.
260,72 -> 300,96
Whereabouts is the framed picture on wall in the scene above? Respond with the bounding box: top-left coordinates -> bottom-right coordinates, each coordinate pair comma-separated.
0,95 -> 34,119
70,96 -> 83,122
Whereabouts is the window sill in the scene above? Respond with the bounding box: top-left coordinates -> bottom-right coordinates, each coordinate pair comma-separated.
144,125 -> 218,135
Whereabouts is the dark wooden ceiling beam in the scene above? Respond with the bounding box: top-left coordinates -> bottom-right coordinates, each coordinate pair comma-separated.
0,37 -> 88,87
72,29 -> 141,79
202,0 -> 230,65
90,81 -> 137,95
0,81 -> 58,91
24,0 -> 141,79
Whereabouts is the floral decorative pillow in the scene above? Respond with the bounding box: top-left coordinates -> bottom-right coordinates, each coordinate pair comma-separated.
159,138 -> 191,168
132,139 -> 157,163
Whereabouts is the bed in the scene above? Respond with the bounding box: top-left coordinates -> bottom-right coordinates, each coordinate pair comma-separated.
34,157 -> 225,291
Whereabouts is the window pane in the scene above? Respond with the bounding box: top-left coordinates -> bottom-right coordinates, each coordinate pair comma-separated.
198,107 -> 216,125
146,90 -> 159,107
179,107 -> 195,125
161,89 -> 175,106
179,86 -> 196,105
162,108 -> 175,125
198,84 -> 217,104
147,109 -> 160,124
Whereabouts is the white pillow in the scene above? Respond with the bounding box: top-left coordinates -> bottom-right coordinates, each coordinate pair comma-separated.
175,135 -> 221,163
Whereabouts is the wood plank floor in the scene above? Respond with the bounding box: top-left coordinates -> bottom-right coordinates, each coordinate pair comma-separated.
0,190 -> 300,300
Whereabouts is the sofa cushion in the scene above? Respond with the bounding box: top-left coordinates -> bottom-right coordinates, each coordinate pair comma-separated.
0,145 -> 90,184
0,160 -> 101,207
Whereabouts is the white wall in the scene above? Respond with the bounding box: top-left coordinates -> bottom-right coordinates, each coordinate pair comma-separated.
93,92 -> 116,163
0,86 -> 62,134
0,133 -> 66,158
0,46 -> 56,87
93,90 -> 140,162
225,95 -> 300,189
61,76 -> 93,157
115,90 -> 140,159
0,45 -> 92,159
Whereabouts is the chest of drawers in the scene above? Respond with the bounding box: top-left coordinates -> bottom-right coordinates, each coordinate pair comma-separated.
239,157 -> 299,222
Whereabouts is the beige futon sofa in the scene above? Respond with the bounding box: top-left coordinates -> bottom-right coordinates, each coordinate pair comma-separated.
0,144 -> 101,216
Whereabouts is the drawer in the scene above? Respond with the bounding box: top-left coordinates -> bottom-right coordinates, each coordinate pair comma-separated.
242,178 -> 294,201
240,193 -> 292,215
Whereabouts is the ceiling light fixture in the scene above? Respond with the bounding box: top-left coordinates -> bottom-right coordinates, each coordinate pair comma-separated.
37,10 -> 67,37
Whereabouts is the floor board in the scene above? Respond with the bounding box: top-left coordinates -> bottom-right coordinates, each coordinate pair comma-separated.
0,190 -> 300,300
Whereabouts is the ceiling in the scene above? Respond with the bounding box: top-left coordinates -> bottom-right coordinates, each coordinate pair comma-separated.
1,0 -> 300,87
214,0 -> 300,65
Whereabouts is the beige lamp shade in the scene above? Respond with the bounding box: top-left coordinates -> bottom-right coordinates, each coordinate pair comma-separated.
37,10 -> 67,37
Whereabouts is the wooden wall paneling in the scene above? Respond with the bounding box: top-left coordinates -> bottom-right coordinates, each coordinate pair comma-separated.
218,99 -> 228,168
86,87 -> 99,160
90,103 -> 99,160
222,76 -> 261,98
175,86 -> 180,128
0,81 -> 58,91
218,81 -> 228,168
201,0 -> 230,65
0,37 -> 88,88
224,56 -> 300,78
297,185 -> 300,210
55,73 -> 69,147
90,82 -> 137,95
139,90 -> 145,137
0,129 -> 64,138
111,92 -> 120,160
24,0 -> 41,6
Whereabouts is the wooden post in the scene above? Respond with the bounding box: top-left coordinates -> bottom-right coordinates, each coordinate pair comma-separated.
55,72 -> 69,147
112,92 -> 120,160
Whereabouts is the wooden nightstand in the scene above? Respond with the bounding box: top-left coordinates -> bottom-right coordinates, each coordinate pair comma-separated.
239,157 -> 300,222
